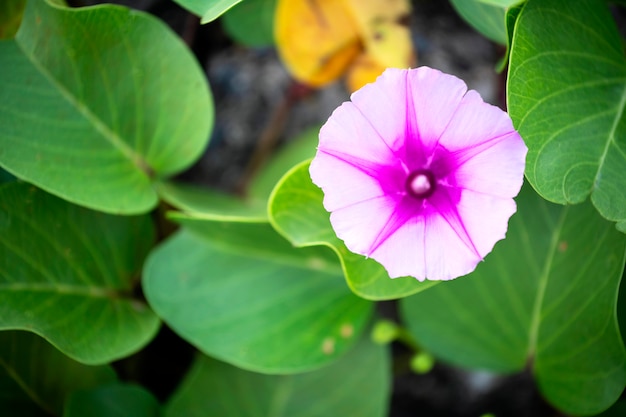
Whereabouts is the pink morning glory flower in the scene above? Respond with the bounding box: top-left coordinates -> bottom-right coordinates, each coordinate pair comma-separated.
309,67 -> 527,281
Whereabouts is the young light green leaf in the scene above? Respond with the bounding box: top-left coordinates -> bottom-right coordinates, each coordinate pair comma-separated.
268,160 -> 437,301
0,0 -> 213,214
222,0 -> 276,47
0,331 -> 117,416
401,184 -> 626,415
143,229 -> 373,374
165,336 -> 390,417
173,0 -> 243,23
508,0 -> 626,228
0,183 -> 160,364
64,384 -> 160,417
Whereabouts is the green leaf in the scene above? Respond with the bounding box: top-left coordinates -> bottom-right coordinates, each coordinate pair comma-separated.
156,181 -> 266,220
169,214 -> 340,267
0,0 -> 213,214
0,0 -> 25,39
400,184 -> 626,415
268,160 -> 436,301
495,3 -> 524,72
450,0 -> 508,44
0,167 -> 16,183
0,331 -> 117,416
476,0 -> 523,6
598,400 -> 626,416
165,336 -> 389,417
64,384 -> 160,417
0,182 -> 160,364
222,0 -> 276,47
0,368 -> 48,417
143,229 -> 373,374
507,0 -> 626,229
173,0 -> 243,23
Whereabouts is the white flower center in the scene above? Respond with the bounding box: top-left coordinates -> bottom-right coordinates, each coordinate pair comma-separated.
406,170 -> 435,199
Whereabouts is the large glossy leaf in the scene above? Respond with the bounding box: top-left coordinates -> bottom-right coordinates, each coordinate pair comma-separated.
0,331 -> 117,416
143,229 -> 372,374
173,0 -> 243,23
64,384 -> 160,417
0,182 -> 160,364
401,185 -> 626,415
165,336 -> 389,417
268,161 -> 436,301
0,0 -> 212,214
508,0 -> 626,229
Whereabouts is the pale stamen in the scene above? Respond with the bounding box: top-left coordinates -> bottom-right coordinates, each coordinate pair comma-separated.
406,170 -> 436,199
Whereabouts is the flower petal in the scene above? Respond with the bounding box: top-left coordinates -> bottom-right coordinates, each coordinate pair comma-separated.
424,188 -> 517,280
349,68 -> 409,153
406,67 -> 468,151
438,90 -> 518,153
309,152 -> 385,212
318,100 -> 396,165
329,195 -> 406,256
452,132 -> 527,198
369,214 -> 427,280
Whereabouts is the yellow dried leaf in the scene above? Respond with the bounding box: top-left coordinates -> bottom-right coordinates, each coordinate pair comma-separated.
275,0 -> 362,87
345,51 -> 387,93
343,0 -> 414,69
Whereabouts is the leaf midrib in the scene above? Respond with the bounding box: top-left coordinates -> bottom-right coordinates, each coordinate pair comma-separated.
0,282 -> 128,299
0,359 -> 56,416
14,37 -> 153,178
526,206 -> 569,361
594,81 -> 626,186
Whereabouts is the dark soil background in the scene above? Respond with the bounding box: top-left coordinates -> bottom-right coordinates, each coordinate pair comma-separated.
75,0 -> 565,415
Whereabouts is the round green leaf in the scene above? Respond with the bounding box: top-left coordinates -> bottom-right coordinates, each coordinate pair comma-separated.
0,331 -> 117,416
401,184 -> 626,415
173,0 -> 243,23
64,384 -> 160,417
222,0 -> 276,47
0,0 -> 213,214
508,0 -> 626,228
143,229 -> 372,374
0,182 -> 160,364
165,336 -> 390,417
268,160 -> 437,301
